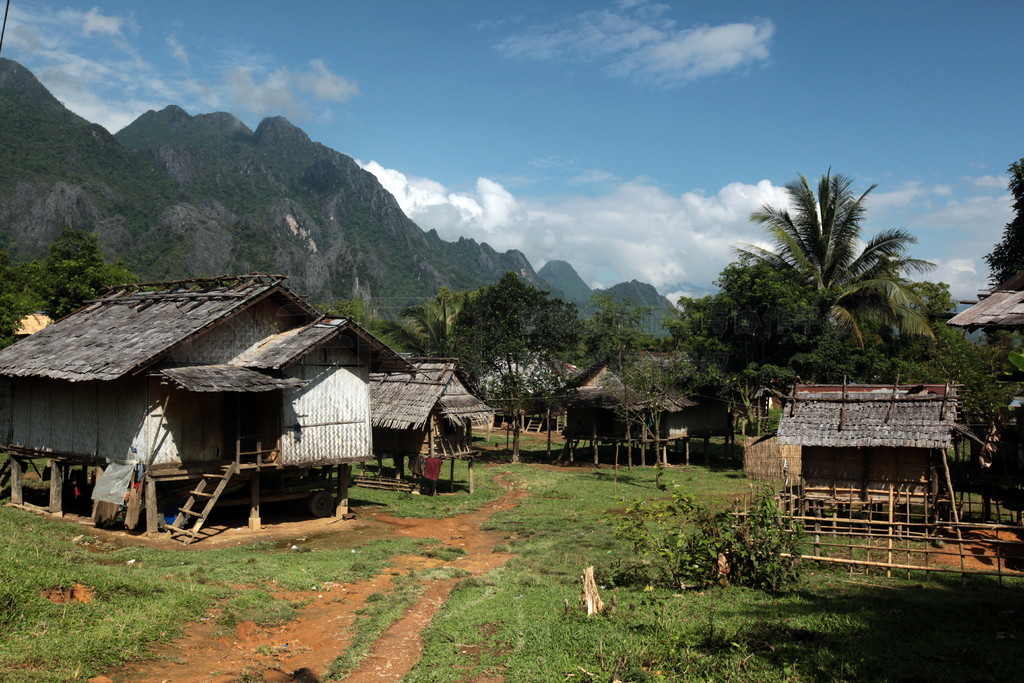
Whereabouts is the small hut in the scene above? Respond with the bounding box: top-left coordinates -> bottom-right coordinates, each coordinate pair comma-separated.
563,353 -> 731,465
0,274 -> 409,541
776,383 -> 969,522
369,360 -> 493,493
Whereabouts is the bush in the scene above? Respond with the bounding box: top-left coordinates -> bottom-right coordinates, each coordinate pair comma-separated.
611,489 -> 802,591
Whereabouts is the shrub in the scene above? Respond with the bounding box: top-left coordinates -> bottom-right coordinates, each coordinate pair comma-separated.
611,489 -> 802,591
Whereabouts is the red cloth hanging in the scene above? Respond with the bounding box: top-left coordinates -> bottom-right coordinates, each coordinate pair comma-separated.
423,456 -> 443,481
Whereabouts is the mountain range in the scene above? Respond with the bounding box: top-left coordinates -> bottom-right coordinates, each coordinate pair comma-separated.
0,57 -> 674,320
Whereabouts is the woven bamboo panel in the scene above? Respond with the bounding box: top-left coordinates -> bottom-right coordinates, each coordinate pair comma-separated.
743,436 -> 802,482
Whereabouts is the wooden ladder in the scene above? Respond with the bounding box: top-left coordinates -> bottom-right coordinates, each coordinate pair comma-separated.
525,418 -> 542,433
0,456 -> 10,492
166,462 -> 239,543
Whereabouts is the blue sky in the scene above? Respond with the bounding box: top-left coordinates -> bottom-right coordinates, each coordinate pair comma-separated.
2,1 -> 1022,301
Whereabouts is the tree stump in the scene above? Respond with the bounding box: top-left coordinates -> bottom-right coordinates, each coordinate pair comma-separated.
581,566 -> 604,616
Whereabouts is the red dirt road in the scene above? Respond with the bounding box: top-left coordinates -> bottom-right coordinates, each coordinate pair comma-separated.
103,486 -> 523,683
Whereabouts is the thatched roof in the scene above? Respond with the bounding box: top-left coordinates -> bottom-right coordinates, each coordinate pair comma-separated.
569,353 -> 699,412
776,384 -> 962,449
948,271 -> 1024,330
370,360 -> 493,430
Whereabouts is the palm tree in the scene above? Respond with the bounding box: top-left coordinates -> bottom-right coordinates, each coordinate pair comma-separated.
738,171 -> 934,345
378,287 -> 467,357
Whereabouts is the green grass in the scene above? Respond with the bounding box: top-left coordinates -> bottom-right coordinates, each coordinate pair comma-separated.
0,507 -> 427,682
349,456 -> 506,518
5,446 -> 1024,682
404,460 -> 1024,682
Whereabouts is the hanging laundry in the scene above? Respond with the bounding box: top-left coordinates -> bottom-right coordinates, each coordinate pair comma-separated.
423,456 -> 443,481
411,455 -> 425,477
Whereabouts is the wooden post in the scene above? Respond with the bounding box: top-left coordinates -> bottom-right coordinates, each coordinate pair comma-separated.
468,457 -> 474,494
591,415 -> 599,466
48,460 -> 63,516
887,484 -> 894,578
10,457 -> 23,506
703,436 -> 710,465
395,455 -> 405,480
249,470 -> 261,530
145,476 -> 159,534
546,407 -> 553,460
684,437 -> 690,466
449,457 -> 455,492
336,463 -> 350,516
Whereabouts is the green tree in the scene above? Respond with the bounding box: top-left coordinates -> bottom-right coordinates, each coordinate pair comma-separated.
43,227 -> 135,318
377,287 -> 469,357
454,273 -> 579,462
740,171 -> 934,345
579,291 -> 654,366
984,158 -> 1024,286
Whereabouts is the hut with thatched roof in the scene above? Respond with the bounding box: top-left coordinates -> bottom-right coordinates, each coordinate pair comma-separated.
0,274 -> 409,541
563,352 -> 731,466
776,383 -> 970,521
368,359 -> 492,492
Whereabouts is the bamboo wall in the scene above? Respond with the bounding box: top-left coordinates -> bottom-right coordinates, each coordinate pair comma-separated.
0,376 -> 11,442
743,435 -> 802,482
280,344 -> 371,465
169,298 -> 295,366
802,446 -> 931,502
147,379 -> 225,466
7,376 -> 148,462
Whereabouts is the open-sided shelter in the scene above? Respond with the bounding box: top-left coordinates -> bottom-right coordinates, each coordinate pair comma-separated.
776,383 -> 968,521
369,359 -> 492,492
0,274 -> 409,541
563,352 -> 731,465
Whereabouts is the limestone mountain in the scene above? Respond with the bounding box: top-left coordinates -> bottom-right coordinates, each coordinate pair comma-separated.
538,259 -> 674,333
0,58 -> 540,308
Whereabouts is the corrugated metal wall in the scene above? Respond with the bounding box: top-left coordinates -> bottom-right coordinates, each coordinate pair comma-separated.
280,345 -> 372,464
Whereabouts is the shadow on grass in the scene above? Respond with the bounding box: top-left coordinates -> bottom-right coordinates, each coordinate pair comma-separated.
689,574 -> 1024,681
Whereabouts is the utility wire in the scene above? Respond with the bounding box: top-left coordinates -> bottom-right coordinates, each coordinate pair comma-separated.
0,0 -> 10,55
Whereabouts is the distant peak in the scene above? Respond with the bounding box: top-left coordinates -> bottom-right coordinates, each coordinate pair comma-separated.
254,116 -> 310,146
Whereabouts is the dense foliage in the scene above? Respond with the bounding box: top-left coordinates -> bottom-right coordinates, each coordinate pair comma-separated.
984,157 -> 1024,286
454,273 -> 579,461
740,170 -> 933,345
612,489 -> 802,591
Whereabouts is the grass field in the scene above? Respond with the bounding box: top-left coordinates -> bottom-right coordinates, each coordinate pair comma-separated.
2,436 -> 1023,681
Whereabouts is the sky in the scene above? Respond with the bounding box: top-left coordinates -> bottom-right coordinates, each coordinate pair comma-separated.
2,0 -> 1022,303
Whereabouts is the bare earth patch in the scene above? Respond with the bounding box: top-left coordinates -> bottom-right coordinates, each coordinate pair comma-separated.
104,484 -> 523,682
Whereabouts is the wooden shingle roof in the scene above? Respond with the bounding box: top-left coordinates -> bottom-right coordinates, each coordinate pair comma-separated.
161,365 -> 307,392
948,271 -> 1024,330
370,360 -> 493,430
0,274 -> 313,382
776,384 -> 962,449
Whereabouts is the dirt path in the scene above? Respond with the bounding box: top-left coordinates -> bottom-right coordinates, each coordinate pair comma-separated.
102,485 -> 523,683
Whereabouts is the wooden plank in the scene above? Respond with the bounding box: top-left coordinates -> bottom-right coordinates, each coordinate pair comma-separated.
48,460 -> 63,516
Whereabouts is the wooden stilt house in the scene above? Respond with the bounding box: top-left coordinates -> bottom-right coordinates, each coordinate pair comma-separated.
563,353 -> 731,465
0,274 -> 409,542
776,383 -> 970,522
368,360 -> 493,493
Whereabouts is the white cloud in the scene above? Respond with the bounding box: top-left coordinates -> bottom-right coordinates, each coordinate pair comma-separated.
920,258 -> 989,302
493,2 -> 772,86
360,159 -> 789,293
907,194 -> 1012,234
167,35 -> 189,66
967,174 -> 1007,190
79,7 -> 126,37
5,8 -> 358,132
